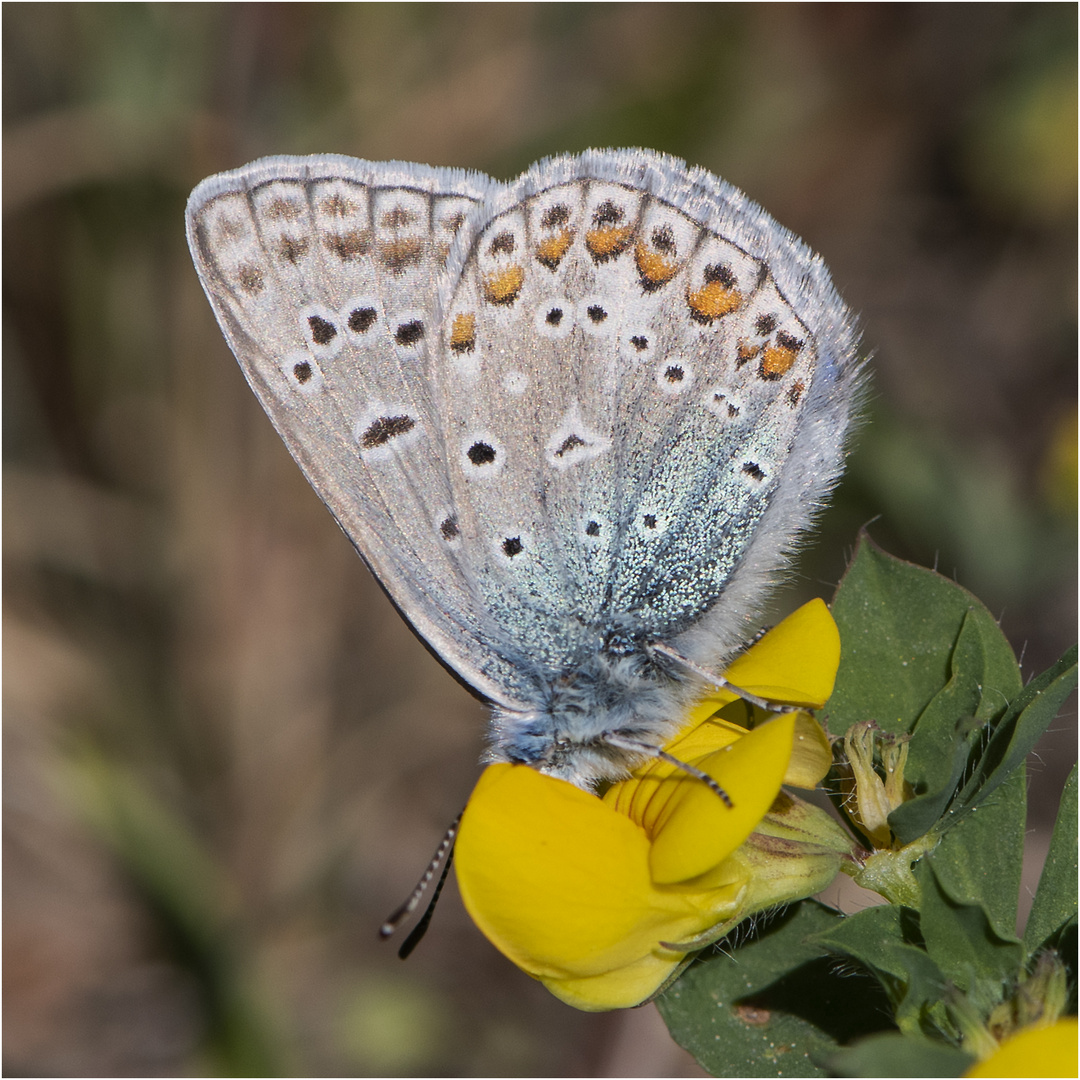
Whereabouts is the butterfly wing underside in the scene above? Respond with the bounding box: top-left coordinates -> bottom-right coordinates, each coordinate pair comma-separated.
185,155 -> 539,708
426,151 -> 859,677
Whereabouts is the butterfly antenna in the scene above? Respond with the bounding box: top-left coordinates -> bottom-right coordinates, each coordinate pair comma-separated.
603,733 -> 733,808
649,641 -> 804,715
396,844 -> 455,960
379,811 -> 462,947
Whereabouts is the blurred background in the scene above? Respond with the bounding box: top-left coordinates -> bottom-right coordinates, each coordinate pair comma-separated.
4,4 -> 1076,1076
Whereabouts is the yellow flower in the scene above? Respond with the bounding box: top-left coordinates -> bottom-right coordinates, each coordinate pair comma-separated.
455,600 -> 853,1010
965,1018 -> 1078,1078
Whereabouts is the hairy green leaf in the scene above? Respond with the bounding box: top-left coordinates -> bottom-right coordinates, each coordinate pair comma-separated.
1025,765 -> 1078,957
658,902 -> 893,1077
822,1031 -> 973,1078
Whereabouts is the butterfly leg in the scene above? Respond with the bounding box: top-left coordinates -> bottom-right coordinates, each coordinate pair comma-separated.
649,641 -> 805,715
602,733 -> 734,808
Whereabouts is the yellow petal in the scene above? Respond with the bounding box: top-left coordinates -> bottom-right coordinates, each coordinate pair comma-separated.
673,599 -> 841,740
722,598 -> 840,707
648,714 -> 796,884
540,949 -> 687,1012
786,712 -> 833,788
455,764 -> 706,980
965,1018 -> 1078,1078
603,717 -> 746,831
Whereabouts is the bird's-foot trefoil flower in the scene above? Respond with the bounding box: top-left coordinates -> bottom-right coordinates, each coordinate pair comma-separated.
455,599 -> 856,1010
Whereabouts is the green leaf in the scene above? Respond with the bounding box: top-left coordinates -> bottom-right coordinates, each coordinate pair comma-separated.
916,859 -> 1023,995
809,904 -> 947,1035
956,647 -> 1078,811
658,902 -> 894,1078
822,1032 -> 974,1078
827,535 -> 1020,740
1024,765 -> 1079,956
929,767 -> 1026,944
888,610 -> 991,844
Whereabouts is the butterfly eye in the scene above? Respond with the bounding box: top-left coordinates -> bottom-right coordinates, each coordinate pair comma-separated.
280,351 -> 324,395
350,308 -> 376,332
339,296 -> 380,344
544,406 -> 610,471
352,404 -> 423,461
308,316 -> 336,344
468,442 -> 496,465
492,531 -> 534,564
575,295 -> 616,337
633,510 -> 668,538
705,386 -> 743,420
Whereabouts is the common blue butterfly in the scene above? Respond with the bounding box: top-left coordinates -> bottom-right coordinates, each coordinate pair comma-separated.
186,149 -> 860,789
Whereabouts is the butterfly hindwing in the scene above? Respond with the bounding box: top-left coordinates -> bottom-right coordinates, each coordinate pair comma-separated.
432,150 -> 858,682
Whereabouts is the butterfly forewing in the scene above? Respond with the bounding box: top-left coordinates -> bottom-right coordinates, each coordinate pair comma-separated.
186,157 -> 538,707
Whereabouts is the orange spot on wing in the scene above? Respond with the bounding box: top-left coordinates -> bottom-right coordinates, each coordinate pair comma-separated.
482,265 -> 525,305
536,231 -> 573,270
687,281 -> 743,323
450,313 -> 477,353
760,344 -> 798,379
736,340 -> 761,364
635,241 -> 679,287
586,225 -> 634,261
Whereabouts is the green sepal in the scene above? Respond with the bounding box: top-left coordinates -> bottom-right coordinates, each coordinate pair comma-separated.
955,646 -> 1078,812
928,766 -> 1027,946
887,608 -> 999,844
826,535 -> 1019,742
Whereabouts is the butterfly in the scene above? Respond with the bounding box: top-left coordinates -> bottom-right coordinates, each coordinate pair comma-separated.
186,148 -> 860,790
